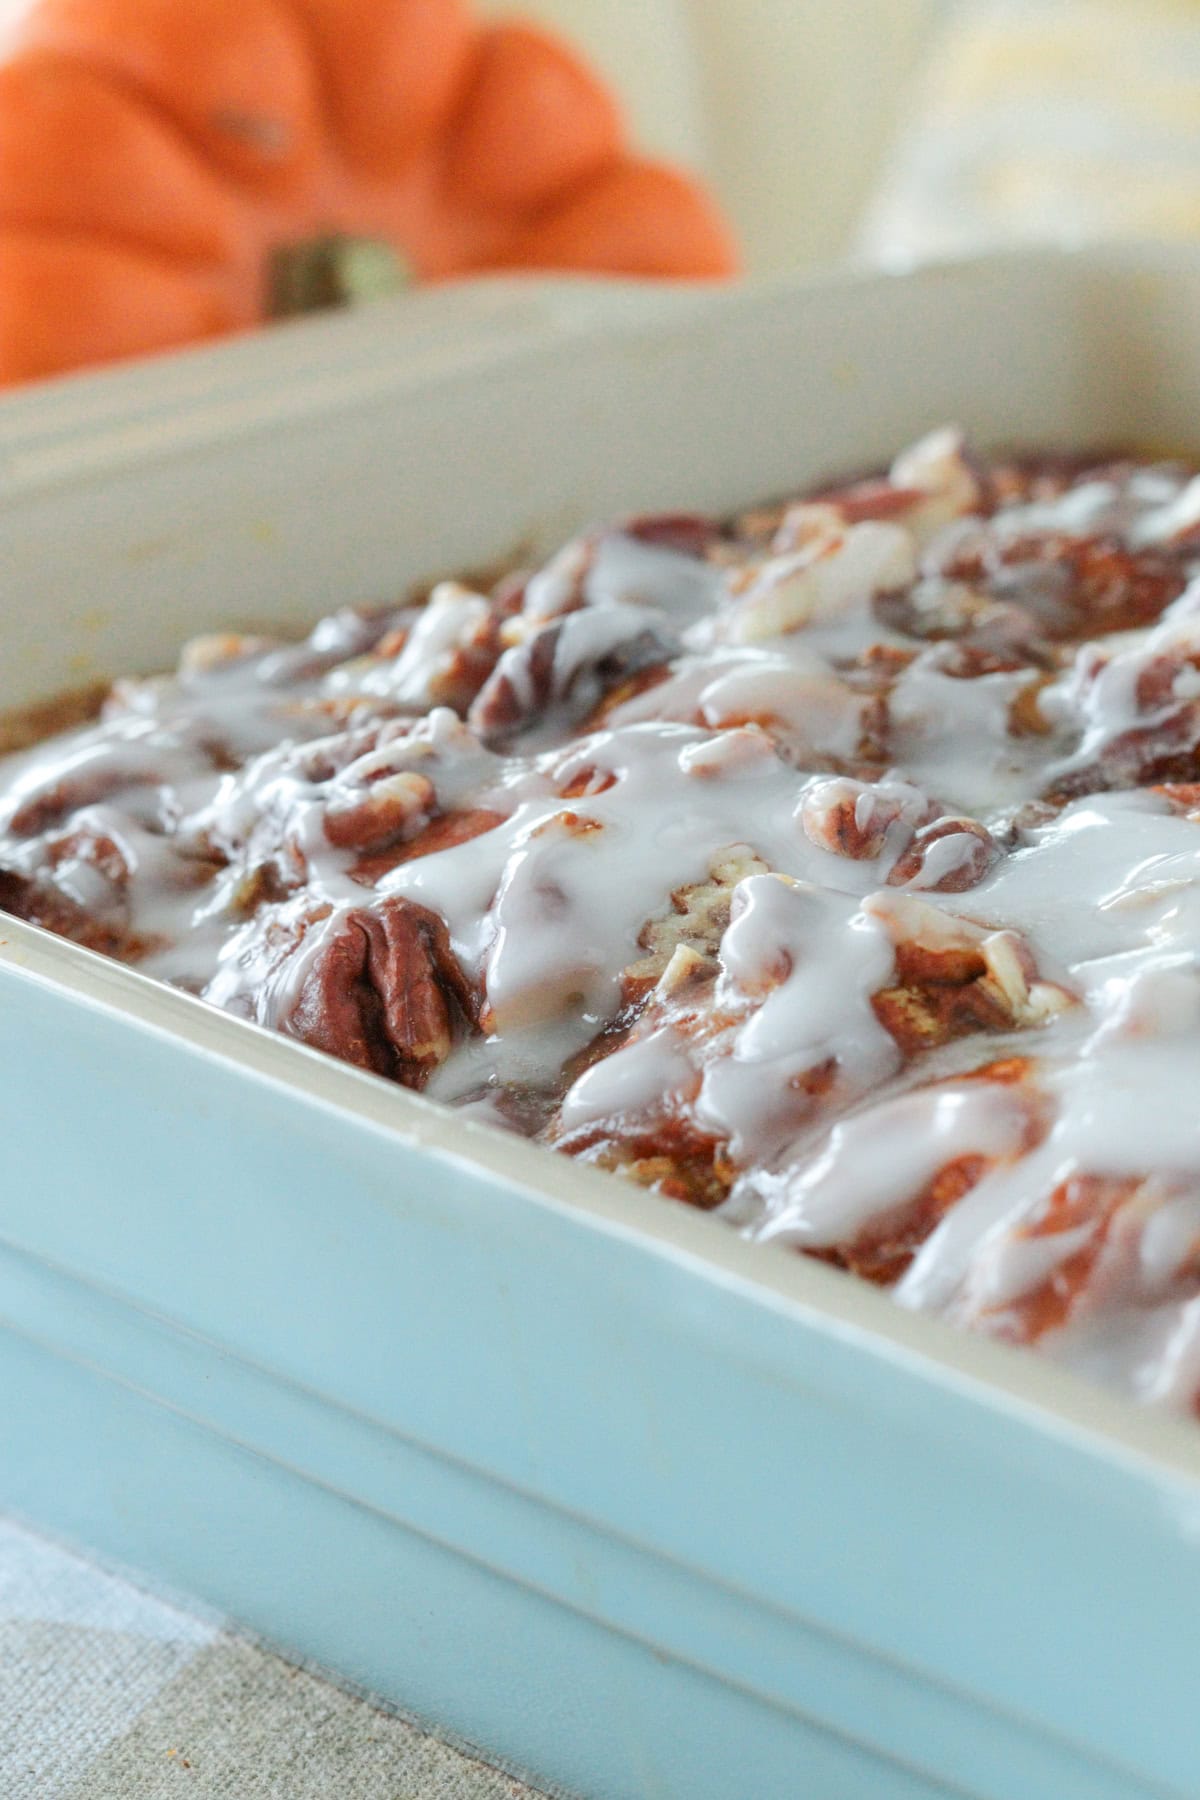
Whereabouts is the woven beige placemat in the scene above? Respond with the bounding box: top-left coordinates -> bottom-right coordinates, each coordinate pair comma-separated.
0,1520 -> 545,1800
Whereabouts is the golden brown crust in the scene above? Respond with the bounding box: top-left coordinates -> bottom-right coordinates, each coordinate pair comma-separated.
0,682 -> 109,756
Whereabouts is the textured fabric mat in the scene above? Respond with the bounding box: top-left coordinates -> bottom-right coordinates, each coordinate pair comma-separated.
0,1519 -> 544,1800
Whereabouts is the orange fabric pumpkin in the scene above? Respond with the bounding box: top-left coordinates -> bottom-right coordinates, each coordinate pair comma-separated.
0,0 -> 737,385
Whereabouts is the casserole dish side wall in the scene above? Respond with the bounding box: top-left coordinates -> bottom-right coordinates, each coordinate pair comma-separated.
0,940 -> 1194,1800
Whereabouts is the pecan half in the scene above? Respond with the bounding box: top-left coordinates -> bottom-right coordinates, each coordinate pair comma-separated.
0,865 -> 154,960
287,897 -> 477,1087
324,771 -> 436,853
469,610 -> 671,742
349,806 -> 506,886
624,513 -> 722,558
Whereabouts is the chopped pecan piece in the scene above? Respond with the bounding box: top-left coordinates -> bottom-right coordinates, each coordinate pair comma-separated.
886,817 -> 999,893
868,895 -> 1072,1054
624,513 -> 722,558
623,847 -> 769,1000
799,776 -> 928,861
555,1116 -> 736,1211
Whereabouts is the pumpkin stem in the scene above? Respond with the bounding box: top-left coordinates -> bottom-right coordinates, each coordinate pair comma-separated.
269,235 -> 411,319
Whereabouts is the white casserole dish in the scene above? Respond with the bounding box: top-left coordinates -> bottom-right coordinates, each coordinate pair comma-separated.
1,248 -> 1200,1800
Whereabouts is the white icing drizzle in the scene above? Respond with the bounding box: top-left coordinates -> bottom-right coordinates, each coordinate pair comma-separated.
887,658 -> 1041,811
752,1077 -> 1034,1249
694,875 -> 899,1158
6,430 -> 1200,1417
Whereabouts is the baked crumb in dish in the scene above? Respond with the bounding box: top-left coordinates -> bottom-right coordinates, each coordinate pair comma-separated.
5,427 -> 1200,1415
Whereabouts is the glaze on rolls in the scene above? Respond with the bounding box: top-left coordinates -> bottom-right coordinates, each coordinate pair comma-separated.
5,427 -> 1200,1415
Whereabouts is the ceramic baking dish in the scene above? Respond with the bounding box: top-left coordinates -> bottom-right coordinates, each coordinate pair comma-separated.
2,247 -> 1200,1800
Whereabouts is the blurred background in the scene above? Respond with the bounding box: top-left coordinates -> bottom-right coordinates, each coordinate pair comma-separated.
5,0 -> 1200,283
475,0 -> 943,272
472,0 -> 1200,273
1,0 -> 1198,388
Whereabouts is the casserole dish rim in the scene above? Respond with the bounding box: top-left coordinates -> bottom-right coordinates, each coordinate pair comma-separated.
6,237 -> 1200,1502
